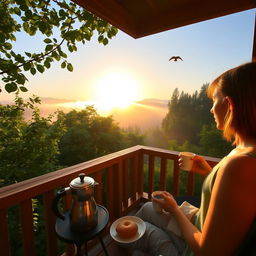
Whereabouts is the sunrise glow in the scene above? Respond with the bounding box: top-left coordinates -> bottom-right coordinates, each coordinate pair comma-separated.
93,71 -> 140,112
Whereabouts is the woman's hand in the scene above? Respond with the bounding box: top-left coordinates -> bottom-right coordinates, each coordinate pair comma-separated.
179,154 -> 212,176
153,191 -> 178,213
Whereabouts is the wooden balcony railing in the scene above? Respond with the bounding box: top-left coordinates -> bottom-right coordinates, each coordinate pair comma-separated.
0,145 -> 220,256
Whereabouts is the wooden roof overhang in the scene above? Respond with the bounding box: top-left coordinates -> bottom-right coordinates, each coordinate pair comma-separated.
72,0 -> 256,58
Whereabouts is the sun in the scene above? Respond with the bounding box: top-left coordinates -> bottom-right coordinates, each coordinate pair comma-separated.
93,71 -> 140,113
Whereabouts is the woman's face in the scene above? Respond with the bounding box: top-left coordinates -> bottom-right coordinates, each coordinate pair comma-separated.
210,88 -> 229,130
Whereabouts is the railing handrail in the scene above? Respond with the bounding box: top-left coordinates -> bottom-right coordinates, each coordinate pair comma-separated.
0,145 -> 220,209
0,145 -> 142,209
140,146 -> 220,165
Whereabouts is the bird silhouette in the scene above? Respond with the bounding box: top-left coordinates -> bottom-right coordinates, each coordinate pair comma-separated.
169,56 -> 183,62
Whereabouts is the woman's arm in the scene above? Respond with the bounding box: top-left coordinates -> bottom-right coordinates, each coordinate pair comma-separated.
179,154 -> 212,176
156,155 -> 256,256
156,193 -> 203,252
196,155 -> 256,255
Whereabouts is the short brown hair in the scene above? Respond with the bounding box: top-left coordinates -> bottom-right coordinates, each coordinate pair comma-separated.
207,62 -> 256,142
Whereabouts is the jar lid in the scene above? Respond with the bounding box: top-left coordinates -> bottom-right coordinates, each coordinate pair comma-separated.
70,173 -> 95,189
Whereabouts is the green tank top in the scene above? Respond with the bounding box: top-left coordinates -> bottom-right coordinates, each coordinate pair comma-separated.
182,160 -> 222,256
182,153 -> 256,256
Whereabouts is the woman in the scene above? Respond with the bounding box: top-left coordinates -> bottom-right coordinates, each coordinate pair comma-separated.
129,62 -> 256,256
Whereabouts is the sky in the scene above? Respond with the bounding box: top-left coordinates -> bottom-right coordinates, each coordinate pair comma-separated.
0,8 -> 255,113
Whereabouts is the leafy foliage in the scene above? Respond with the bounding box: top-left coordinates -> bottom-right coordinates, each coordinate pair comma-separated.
0,0 -> 118,93
0,94 -> 66,186
58,106 -> 145,166
162,84 -> 213,145
199,124 -> 233,157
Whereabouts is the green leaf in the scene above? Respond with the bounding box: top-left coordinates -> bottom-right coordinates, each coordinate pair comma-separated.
30,68 -> 36,75
67,63 -> 73,72
20,86 -> 28,92
44,60 -> 51,69
5,53 -> 11,58
59,9 -> 66,17
44,38 -> 52,44
60,51 -> 67,58
14,7 -> 21,16
16,74 -> 26,85
46,57 -> 53,63
45,44 -> 53,52
98,35 -> 104,43
68,45 -> 73,52
54,54 -> 60,61
25,52 -> 32,57
36,65 -> 45,73
61,62 -> 66,69
4,43 -> 12,50
10,51 -> 16,57
25,10 -> 33,18
103,38 -> 108,45
5,83 -> 18,93
23,62 -> 31,71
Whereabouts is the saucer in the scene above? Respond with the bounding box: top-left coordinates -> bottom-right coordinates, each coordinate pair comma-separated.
110,216 -> 146,243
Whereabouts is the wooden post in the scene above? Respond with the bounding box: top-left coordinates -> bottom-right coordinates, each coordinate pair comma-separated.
159,157 -> 167,191
148,155 -> 155,199
20,199 -> 37,256
0,209 -> 11,256
43,191 -> 58,256
252,13 -> 256,61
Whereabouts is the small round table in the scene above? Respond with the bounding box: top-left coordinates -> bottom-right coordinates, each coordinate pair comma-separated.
55,205 -> 109,256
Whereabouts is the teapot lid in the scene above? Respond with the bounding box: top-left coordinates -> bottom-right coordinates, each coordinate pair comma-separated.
70,173 -> 95,189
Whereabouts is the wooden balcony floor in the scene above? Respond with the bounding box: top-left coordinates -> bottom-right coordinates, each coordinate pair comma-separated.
88,234 -> 132,256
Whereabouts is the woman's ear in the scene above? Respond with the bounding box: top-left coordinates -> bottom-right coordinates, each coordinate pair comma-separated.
225,96 -> 234,111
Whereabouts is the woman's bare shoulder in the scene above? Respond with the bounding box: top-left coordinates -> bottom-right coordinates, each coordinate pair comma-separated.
217,153 -> 256,193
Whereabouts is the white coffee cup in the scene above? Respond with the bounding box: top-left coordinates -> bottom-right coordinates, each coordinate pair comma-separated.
179,152 -> 195,171
152,191 -> 164,213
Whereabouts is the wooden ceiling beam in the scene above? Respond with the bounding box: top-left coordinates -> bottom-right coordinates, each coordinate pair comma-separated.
137,1 -> 256,38
71,0 -> 255,38
253,13 -> 256,61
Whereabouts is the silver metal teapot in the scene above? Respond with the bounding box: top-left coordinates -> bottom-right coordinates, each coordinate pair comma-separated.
52,173 -> 98,232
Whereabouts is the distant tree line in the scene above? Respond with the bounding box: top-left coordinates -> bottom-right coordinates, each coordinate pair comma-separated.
146,84 -> 233,158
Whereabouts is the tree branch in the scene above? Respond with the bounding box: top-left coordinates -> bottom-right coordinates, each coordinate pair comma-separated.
0,15 -> 75,75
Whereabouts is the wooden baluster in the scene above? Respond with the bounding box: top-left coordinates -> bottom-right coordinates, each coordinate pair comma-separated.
20,199 -> 37,256
94,171 -> 103,205
160,157 -> 167,191
172,158 -> 180,196
137,150 -> 144,196
0,209 -> 11,256
130,155 -> 138,200
148,155 -> 155,199
187,171 -> 195,196
123,159 -> 129,209
106,166 -> 114,220
114,161 -> 123,217
43,190 -> 58,256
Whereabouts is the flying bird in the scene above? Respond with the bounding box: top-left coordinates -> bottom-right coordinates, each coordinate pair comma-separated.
169,56 -> 183,62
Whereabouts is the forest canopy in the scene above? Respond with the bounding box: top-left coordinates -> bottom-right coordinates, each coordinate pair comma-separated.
0,96 -> 144,186
161,84 -> 233,157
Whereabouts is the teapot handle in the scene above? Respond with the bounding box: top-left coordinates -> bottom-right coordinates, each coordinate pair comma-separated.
52,187 -> 70,220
